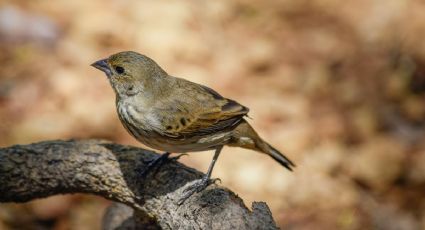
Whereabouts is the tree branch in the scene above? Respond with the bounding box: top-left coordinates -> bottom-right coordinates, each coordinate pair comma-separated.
0,140 -> 278,229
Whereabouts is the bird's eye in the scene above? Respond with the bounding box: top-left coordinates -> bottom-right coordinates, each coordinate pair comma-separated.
114,66 -> 125,74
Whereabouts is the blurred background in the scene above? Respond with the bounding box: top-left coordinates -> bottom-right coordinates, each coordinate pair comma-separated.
0,0 -> 425,229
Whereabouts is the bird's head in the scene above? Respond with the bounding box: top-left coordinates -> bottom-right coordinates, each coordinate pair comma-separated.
91,51 -> 167,98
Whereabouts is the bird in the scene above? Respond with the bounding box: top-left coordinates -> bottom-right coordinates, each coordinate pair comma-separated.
91,51 -> 295,204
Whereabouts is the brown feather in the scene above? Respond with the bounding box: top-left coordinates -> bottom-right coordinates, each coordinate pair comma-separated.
157,82 -> 249,139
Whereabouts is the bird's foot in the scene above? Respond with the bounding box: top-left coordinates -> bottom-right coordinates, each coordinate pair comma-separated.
138,153 -> 169,178
178,177 -> 221,205
169,153 -> 188,162
138,152 -> 187,178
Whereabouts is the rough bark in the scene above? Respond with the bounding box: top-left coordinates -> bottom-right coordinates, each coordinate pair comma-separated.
0,140 -> 278,229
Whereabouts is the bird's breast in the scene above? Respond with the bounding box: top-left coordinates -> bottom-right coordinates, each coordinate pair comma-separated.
116,102 -> 232,153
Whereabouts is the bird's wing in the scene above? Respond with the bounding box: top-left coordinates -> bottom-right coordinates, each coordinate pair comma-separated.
154,83 -> 249,139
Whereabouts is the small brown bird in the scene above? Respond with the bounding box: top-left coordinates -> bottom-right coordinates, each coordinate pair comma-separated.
91,51 -> 294,203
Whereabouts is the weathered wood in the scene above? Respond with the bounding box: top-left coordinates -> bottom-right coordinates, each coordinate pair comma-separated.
0,140 -> 278,229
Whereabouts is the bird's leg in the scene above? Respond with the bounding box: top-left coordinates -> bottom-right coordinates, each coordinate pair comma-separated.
178,146 -> 223,205
138,152 -> 188,178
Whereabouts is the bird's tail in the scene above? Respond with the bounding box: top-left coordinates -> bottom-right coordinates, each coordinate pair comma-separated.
255,140 -> 295,171
230,120 -> 295,171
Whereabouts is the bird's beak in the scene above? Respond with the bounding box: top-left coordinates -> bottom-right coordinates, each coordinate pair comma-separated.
91,58 -> 112,77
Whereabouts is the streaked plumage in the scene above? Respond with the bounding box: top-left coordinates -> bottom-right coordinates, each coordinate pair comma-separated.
91,51 -> 295,203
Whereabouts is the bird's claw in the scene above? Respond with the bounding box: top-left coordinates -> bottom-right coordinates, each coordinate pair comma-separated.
177,177 -> 220,205
169,153 -> 188,161
210,178 -> 221,185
